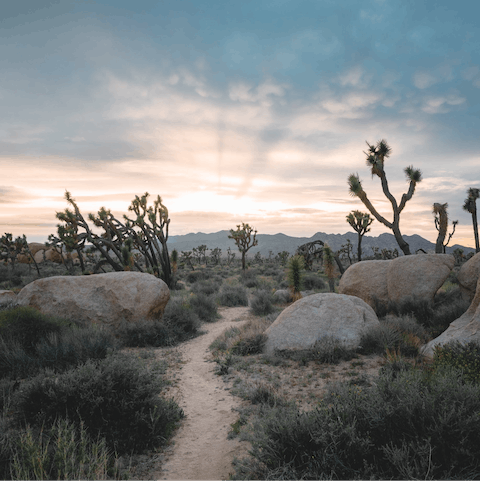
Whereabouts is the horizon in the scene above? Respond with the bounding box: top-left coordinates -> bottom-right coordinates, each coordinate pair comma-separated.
1,1 -> 480,249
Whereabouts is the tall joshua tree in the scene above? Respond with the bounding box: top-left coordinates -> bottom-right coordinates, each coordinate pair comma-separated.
346,210 -> 373,261
228,223 -> 258,271
348,139 -> 422,256
463,187 -> 480,253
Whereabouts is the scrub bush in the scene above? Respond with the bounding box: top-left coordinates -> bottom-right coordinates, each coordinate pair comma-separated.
250,289 -> 275,316
217,285 -> 249,307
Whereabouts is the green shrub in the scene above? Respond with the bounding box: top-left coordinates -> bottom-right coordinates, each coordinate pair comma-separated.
287,255 -> 305,295
189,293 -> 219,322
117,319 -> 174,348
190,279 -> 222,296
161,297 -> 202,340
10,418 -> 119,480
302,273 -> 326,290
0,324 -> 117,380
233,366 -> 480,480
217,285 -> 249,307
240,270 -> 259,288
433,341 -> 480,384
239,381 -> 289,407
0,306 -> 69,355
250,289 -> 275,316
14,353 -> 184,455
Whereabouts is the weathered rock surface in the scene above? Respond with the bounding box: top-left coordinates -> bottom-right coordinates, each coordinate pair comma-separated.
422,278 -> 480,358
458,252 -> 480,301
273,289 -> 293,303
339,254 -> 454,307
16,272 -> 170,327
0,290 -> 16,306
338,260 -> 390,307
264,293 -> 379,354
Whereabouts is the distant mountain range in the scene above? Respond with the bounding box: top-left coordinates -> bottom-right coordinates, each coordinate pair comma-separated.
167,230 -> 476,258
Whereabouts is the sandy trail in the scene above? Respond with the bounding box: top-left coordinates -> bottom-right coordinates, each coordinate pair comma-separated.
154,306 -> 252,480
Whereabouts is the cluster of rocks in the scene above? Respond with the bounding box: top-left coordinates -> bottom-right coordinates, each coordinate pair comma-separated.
2,252 -> 480,360
16,242 -> 83,265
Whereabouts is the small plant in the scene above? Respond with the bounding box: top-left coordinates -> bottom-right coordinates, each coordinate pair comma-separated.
433,341 -> 480,384
287,255 -> 305,299
189,293 -> 219,322
217,284 -> 249,307
250,289 -> 275,316
302,273 -> 326,290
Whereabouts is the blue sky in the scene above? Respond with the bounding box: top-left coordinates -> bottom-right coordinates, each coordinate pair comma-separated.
1,0 -> 480,247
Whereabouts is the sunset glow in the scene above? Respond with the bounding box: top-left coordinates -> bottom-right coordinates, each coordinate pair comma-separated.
1,1 -> 479,248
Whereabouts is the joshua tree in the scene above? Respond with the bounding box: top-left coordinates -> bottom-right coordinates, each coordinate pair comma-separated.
276,250 -> 290,267
287,254 -> 305,300
229,223 -> 258,271
323,243 -> 336,292
210,247 -> 222,265
0,233 -> 40,275
348,139 -> 422,255
463,187 -> 480,253
346,210 -> 373,262
433,203 -> 458,254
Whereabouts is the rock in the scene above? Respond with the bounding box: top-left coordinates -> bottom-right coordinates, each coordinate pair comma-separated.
273,289 -> 293,303
44,249 -> 63,263
0,290 -> 16,306
338,254 -> 454,307
33,250 -> 45,263
16,272 -> 170,328
338,260 -> 389,307
387,254 -> 454,304
458,252 -> 480,301
422,277 -> 480,358
264,293 -> 379,355
28,243 -> 47,256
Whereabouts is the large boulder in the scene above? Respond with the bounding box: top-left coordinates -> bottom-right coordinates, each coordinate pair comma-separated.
458,252 -> 480,301
0,290 -> 16,306
264,293 -> 379,355
29,243 -> 47,256
339,254 -> 454,307
16,272 -> 170,328
422,277 -> 480,358
44,249 -> 63,263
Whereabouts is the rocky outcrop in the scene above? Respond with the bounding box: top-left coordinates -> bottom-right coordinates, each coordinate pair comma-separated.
422,278 -> 480,358
16,272 -> 170,328
0,290 -> 16,306
458,252 -> 480,301
339,254 -> 454,307
264,293 -> 379,355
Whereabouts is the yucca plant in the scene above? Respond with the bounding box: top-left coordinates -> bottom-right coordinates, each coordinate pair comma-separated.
287,255 -> 305,300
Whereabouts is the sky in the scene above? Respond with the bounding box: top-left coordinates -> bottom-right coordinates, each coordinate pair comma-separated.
1,0 -> 480,247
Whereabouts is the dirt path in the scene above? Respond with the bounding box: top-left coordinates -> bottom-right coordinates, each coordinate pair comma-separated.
153,307 -> 253,480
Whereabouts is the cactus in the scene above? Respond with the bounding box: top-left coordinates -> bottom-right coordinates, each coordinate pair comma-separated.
348,139 -> 422,255
228,223 -> 258,271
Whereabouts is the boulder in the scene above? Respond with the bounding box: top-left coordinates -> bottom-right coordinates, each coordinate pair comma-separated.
0,290 -> 16,306
44,249 -> 63,263
264,293 -> 379,355
387,254 -> 454,303
458,252 -> 480,301
16,272 -> 170,328
422,277 -> 480,358
33,250 -> 45,263
339,254 -> 454,307
338,260 -> 389,307
28,243 -> 47,256
273,289 -> 293,303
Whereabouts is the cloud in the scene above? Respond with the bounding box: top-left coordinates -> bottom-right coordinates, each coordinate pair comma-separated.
228,79 -> 287,105
321,92 -> 383,119
421,92 -> 465,114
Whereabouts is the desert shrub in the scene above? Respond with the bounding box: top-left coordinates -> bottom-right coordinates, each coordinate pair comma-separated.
0,306 -> 70,355
161,296 -> 202,340
217,284 -> 249,307
117,319 -> 174,348
238,381 -> 289,408
359,315 -> 425,357
210,317 -> 273,356
186,270 -> 208,283
14,353 -> 184,455
302,273 -> 326,290
433,341 -> 480,384
0,321 -> 117,380
189,293 -> 219,322
233,366 -> 480,480
250,289 -> 275,316
240,269 -> 259,288
189,278 -> 222,296
276,336 -> 356,364
9,418 -> 119,480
